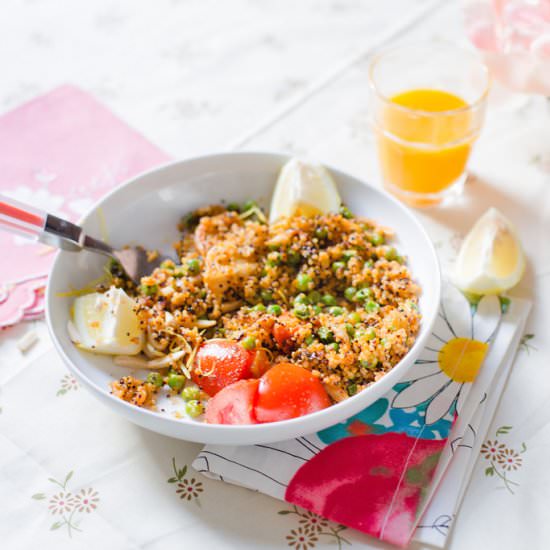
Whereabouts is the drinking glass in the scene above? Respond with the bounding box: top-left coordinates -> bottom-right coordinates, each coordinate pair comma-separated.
369,42 -> 490,207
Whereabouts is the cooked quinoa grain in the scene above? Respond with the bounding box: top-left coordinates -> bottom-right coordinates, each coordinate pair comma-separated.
110,203 -> 421,404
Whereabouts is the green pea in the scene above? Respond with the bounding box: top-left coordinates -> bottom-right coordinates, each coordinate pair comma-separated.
252,303 -> 266,312
355,287 -> 373,302
108,257 -> 123,275
317,326 -> 334,343
345,323 -> 355,338
185,400 -> 204,418
296,273 -> 312,292
140,283 -> 159,296
328,306 -> 344,316
321,294 -> 337,306
160,260 -> 175,271
293,303 -> 310,319
294,293 -> 310,305
267,304 -> 282,316
344,287 -> 357,301
369,232 -> 385,246
241,336 -> 256,350
181,386 -> 200,401
339,205 -> 353,219
267,243 -> 280,251
385,247 -> 398,261
360,359 -> 379,370
342,250 -> 357,262
328,342 -> 339,352
365,327 -> 376,340
365,300 -> 380,313
348,311 -> 361,325
347,383 -> 358,396
187,258 -> 201,274
308,290 -> 322,303
311,304 -> 322,315
314,227 -> 328,240
167,372 -> 186,391
226,202 -> 240,212
260,289 -> 273,303
332,261 -> 346,272
287,250 -> 301,266
304,334 -> 315,346
146,372 -> 164,387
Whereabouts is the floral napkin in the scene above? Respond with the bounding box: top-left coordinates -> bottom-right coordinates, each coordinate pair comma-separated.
0,85 -> 170,328
193,283 -> 531,548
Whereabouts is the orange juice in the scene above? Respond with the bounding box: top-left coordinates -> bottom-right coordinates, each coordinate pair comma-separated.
377,89 -> 473,199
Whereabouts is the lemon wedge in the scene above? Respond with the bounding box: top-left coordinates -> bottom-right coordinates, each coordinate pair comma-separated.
454,208 -> 525,295
68,287 -> 144,355
269,158 -> 341,223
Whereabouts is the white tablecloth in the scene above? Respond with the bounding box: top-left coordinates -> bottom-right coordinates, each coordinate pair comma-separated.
1,1 -> 548,549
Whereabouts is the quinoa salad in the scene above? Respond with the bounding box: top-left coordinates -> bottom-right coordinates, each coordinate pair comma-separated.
70,197 -> 420,423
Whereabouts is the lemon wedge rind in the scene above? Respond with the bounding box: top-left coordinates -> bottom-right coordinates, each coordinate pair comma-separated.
269,158 -> 342,223
69,287 -> 144,355
454,208 -> 525,295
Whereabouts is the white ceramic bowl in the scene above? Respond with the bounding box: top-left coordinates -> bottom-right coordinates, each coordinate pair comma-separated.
46,152 -> 440,445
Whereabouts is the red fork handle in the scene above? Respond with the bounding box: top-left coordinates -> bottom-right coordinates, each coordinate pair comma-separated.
0,194 -> 47,240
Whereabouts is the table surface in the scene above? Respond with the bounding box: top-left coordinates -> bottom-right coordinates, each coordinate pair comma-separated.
1,1 -> 549,549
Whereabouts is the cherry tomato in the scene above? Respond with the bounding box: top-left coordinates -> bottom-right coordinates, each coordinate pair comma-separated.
255,362 -> 331,422
192,339 -> 254,396
205,379 -> 260,424
272,321 -> 297,352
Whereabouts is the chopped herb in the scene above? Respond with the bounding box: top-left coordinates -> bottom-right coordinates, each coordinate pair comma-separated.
339,205 -> 353,219
287,250 -> 302,266
140,283 -> 158,296
317,326 -> 334,344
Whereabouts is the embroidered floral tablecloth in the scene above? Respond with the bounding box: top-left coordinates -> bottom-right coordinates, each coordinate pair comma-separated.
0,1 -> 548,549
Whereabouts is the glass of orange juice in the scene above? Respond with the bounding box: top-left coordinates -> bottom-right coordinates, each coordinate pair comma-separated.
369,42 -> 490,207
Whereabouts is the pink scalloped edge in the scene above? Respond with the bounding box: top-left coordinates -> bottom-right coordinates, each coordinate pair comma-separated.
23,284 -> 46,318
0,277 -> 47,328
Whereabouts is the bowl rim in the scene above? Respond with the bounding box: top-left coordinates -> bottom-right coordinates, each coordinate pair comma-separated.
46,151 -> 441,441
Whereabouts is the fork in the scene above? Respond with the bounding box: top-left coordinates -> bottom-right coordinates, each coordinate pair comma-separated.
0,194 -> 171,284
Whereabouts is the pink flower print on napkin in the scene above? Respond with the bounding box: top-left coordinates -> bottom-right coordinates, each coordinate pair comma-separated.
0,84 -> 170,286
0,278 -> 46,327
285,432 -> 446,548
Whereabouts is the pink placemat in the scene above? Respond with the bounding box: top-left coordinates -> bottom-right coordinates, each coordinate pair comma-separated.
0,85 -> 171,326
